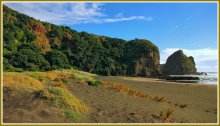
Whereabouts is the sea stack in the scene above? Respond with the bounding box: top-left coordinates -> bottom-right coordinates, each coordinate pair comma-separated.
162,50 -> 197,75
124,39 -> 161,77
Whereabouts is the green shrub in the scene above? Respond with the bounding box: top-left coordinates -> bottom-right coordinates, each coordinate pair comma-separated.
65,109 -> 81,120
12,67 -> 24,72
3,58 -> 14,71
87,80 -> 101,86
62,79 -> 69,84
8,49 -> 51,71
29,72 -> 42,81
26,63 -> 39,71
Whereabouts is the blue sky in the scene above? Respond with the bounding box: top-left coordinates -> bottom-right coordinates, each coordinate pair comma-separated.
4,2 -> 218,72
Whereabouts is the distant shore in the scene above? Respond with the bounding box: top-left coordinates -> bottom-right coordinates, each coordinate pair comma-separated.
121,76 -> 217,86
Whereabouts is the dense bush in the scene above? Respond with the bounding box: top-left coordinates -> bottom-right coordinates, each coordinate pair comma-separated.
46,50 -> 70,70
6,48 -> 51,71
3,5 -> 158,76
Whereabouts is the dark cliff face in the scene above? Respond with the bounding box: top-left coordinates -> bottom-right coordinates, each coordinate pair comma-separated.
124,39 -> 160,77
162,50 -> 197,75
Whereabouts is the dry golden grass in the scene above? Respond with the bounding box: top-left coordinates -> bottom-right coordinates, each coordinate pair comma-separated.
25,71 -> 72,81
24,71 -> 74,89
102,81 -> 148,98
4,72 -> 44,92
4,70 -> 90,120
72,70 -> 97,77
102,81 -> 169,102
53,80 -> 68,89
4,70 -> 98,90
36,85 -> 89,120
39,86 -> 89,114
4,71 -> 78,91
101,81 -> 113,87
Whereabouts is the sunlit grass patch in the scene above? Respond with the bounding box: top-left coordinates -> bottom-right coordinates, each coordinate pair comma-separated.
27,72 -> 43,81
53,80 -> 68,89
72,72 -> 93,81
36,86 -> 89,120
71,70 -> 100,86
102,81 -> 170,102
3,72 -> 44,92
112,83 -> 147,98
65,108 -> 81,120
4,70 -> 91,121
102,81 -> 148,98
25,70 -> 72,82
72,70 -> 97,77
4,69 -> 100,89
24,70 -> 74,88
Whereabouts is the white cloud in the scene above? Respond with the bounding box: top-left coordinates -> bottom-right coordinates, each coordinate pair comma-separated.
86,16 -> 152,23
3,2 -> 152,25
161,48 -> 218,72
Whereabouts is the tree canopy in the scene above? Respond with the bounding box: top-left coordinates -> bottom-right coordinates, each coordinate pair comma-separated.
3,5 -> 160,76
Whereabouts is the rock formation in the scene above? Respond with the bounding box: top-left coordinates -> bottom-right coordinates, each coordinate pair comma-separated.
162,50 -> 197,75
124,39 -> 161,77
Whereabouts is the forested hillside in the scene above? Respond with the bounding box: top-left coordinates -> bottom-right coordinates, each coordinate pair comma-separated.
3,5 -> 160,77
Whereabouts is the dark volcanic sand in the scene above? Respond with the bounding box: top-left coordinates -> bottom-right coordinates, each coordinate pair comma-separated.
3,76 -> 217,123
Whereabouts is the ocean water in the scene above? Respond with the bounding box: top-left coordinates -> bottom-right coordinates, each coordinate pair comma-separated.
196,72 -> 218,85
170,72 -> 218,85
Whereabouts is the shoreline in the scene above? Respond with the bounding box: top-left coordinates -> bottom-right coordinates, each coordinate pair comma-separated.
121,76 -> 218,86
96,76 -> 217,86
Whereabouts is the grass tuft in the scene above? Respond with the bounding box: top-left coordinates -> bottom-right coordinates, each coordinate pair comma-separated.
103,81 -> 147,98
153,96 -> 166,102
159,109 -> 174,123
71,70 -> 100,86
87,80 -> 101,86
48,86 -> 88,113
102,81 -> 169,103
65,109 -> 81,120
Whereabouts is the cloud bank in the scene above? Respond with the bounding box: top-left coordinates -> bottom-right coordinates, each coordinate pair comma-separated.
4,2 -> 152,25
161,48 -> 218,72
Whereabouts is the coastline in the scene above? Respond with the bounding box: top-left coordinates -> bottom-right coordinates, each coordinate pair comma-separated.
120,76 -> 217,86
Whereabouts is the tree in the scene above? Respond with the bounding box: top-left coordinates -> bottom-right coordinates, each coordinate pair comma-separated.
3,58 -> 13,71
46,50 -> 70,70
8,49 -> 51,71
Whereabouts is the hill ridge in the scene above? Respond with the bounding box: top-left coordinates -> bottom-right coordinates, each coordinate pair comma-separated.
3,5 -> 160,77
